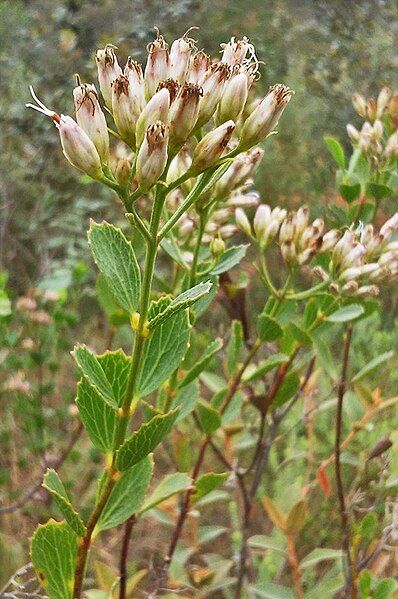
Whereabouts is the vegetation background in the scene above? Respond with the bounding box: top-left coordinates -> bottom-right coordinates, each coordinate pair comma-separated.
0,0 -> 397,594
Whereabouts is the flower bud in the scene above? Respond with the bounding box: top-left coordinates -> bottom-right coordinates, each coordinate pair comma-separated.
376,87 -> 392,119
235,208 -> 251,236
169,83 -> 202,150
380,213 -> 398,240
169,29 -> 197,83
196,62 -> 230,129
385,132 -> 398,158
253,204 -> 271,239
352,93 -> 367,118
295,206 -> 309,234
342,281 -> 359,294
136,121 -> 169,191
239,84 -> 293,150
215,147 -> 264,198
115,158 -> 132,187
144,31 -> 169,100
346,124 -> 360,143
210,237 -> 225,256
312,266 -> 329,281
281,240 -> 296,265
279,214 -> 295,243
73,82 -> 109,163
189,51 -> 210,84
124,57 -> 145,110
96,45 -> 122,108
356,285 -> 380,297
135,87 -> 170,147
166,150 -> 192,186
190,120 -> 235,175
179,216 -> 195,236
320,229 -> 341,252
112,75 -> 141,147
217,72 -> 249,124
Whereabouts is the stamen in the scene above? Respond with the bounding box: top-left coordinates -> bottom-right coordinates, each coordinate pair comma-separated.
26,86 -> 60,123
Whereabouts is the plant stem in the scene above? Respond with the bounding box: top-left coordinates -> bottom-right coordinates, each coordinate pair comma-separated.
119,515 -> 137,599
335,323 -> 357,598
287,534 -> 304,599
188,210 -> 206,287
73,186 -> 166,598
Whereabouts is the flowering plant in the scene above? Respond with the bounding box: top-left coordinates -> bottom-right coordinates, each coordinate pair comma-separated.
15,28 -> 398,599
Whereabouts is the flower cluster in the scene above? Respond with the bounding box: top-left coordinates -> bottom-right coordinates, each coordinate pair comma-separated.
27,30 -> 293,194
236,204 -> 398,297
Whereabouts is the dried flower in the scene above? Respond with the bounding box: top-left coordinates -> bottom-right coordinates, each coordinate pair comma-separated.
136,121 -> 169,190
144,30 -> 169,100
73,82 -> 109,163
96,45 -> 122,108
190,120 -> 235,175
112,75 -> 141,147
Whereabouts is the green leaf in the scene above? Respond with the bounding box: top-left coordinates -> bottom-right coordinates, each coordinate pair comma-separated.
196,400 -> 222,434
88,220 -> 141,314
325,136 -> 346,169
257,314 -> 283,342
248,535 -> 287,555
227,320 -> 244,374
374,579 -> 398,599
251,582 -> 294,599
273,372 -> 300,407
138,310 -> 190,397
160,238 -> 188,269
243,354 -> 289,383
210,245 -> 248,275
359,570 -> 372,598
179,338 -> 223,388
76,351 -> 131,452
351,351 -> 394,383
327,304 -> 364,323
359,513 -> 378,543
366,182 -> 393,200
192,275 -> 219,317
96,274 -> 129,326
72,345 -> 118,409
43,470 -> 86,537
30,519 -> 78,599
98,456 -> 153,531
192,472 -> 229,503
115,409 -> 179,471
299,548 -> 343,569
339,183 -> 361,203
148,281 -> 212,330
285,322 -> 312,346
139,472 -> 192,513
171,380 -> 199,422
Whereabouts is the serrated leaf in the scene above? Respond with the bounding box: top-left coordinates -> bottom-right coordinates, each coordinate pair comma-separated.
210,245 -> 248,275
327,304 -> 365,322
227,320 -> 243,374
76,351 -> 131,452
72,345 -> 118,409
96,274 -> 129,326
171,380 -> 199,422
138,310 -> 190,396
192,472 -> 229,503
196,400 -> 221,434
258,314 -> 283,342
285,500 -> 306,534
43,470 -> 86,537
148,281 -> 212,330
243,354 -> 289,383
139,472 -> 192,513
193,275 -> 219,317
179,338 -> 223,388
299,548 -> 344,570
98,456 -> 153,531
88,221 -> 141,313
273,372 -> 300,407
115,409 -> 179,471
30,519 -> 78,599
351,351 -> 394,383
325,136 -> 346,169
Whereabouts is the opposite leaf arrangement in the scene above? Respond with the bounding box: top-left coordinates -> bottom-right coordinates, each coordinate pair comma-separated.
23,28 -> 398,599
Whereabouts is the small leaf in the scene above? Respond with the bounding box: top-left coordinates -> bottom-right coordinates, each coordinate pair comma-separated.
227,320 -> 244,374
299,548 -> 344,569
98,456 -> 153,531
374,579 -> 397,599
248,535 -> 287,555
325,136 -> 346,169
339,183 -> 361,203
139,472 -> 192,513
179,338 -> 223,388
257,314 -> 283,342
351,351 -> 394,383
43,470 -> 86,537
196,400 -> 221,434
171,380 -> 199,422
251,582 -> 294,599
273,372 -> 300,407
88,221 -> 141,313
148,281 -> 212,330
286,323 -> 312,346
138,310 -> 190,397
359,513 -> 378,543
327,304 -> 364,323
72,345 -> 118,409
210,245 -> 248,275
30,519 -> 78,599
285,500 -> 307,534
262,496 -> 287,532
317,464 -> 332,499
115,409 -> 179,471
192,472 -> 229,504
366,182 -> 393,200
243,354 -> 289,383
